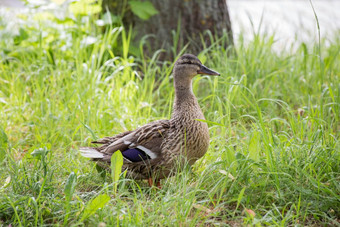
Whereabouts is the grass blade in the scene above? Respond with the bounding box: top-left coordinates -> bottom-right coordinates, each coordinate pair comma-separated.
0,127 -> 8,163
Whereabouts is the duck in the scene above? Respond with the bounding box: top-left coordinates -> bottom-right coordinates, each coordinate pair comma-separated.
80,54 -> 220,187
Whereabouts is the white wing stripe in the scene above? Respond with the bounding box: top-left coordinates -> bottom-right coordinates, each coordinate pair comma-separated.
136,145 -> 157,159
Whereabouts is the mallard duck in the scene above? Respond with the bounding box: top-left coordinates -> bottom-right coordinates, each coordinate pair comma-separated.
80,54 -> 220,186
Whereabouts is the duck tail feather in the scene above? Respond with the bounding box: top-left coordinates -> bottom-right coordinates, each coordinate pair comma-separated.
79,147 -> 104,159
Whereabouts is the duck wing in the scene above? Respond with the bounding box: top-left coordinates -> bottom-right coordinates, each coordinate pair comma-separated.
91,131 -> 132,145
80,120 -> 170,164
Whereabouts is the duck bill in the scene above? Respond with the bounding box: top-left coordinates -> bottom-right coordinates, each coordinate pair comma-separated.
198,65 -> 220,76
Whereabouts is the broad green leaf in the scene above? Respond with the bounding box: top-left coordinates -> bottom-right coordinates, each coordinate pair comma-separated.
81,194 -> 110,221
248,130 -> 260,161
111,151 -> 123,183
237,187 -> 246,208
111,151 -> 123,193
129,1 -> 159,20
64,172 -> 77,202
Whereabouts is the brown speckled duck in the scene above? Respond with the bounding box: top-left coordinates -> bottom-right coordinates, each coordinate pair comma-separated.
80,54 -> 220,186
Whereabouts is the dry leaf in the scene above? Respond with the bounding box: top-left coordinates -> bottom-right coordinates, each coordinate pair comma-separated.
98,222 -> 106,227
1,176 -> 11,188
228,173 -> 235,181
219,170 -> 235,181
219,170 -> 228,175
193,204 -> 213,214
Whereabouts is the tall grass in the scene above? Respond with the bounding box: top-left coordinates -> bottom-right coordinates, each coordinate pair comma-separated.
0,4 -> 339,226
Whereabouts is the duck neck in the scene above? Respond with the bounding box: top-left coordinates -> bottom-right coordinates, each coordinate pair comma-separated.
173,77 -> 200,115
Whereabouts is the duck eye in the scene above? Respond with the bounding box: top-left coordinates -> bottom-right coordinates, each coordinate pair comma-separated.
179,60 -> 201,67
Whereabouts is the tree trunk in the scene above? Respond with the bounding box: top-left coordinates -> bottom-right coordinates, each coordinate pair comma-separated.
103,0 -> 233,59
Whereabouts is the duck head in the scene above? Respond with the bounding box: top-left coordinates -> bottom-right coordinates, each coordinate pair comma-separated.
173,54 -> 220,80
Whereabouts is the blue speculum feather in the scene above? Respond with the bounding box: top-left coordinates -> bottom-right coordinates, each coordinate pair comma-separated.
122,148 -> 151,162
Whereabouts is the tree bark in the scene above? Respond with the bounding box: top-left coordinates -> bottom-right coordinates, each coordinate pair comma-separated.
103,0 -> 233,59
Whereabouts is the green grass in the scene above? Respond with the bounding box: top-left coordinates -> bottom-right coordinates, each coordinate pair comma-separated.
0,4 -> 339,226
